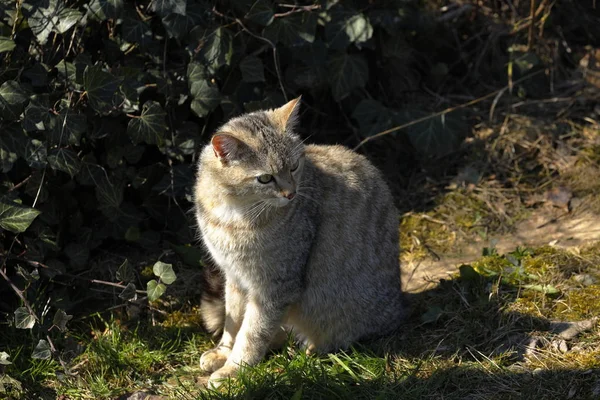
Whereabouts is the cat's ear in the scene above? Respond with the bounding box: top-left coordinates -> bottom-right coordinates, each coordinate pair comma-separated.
211,133 -> 246,163
271,96 -> 302,132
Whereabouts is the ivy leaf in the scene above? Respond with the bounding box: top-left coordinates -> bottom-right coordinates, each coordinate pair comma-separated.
127,101 -> 166,145
65,242 -> 90,269
187,62 -> 206,83
153,261 -> 177,285
50,109 -> 86,146
22,0 -> 82,44
0,80 -> 28,120
83,65 -> 121,114
264,13 -> 317,46
86,0 -> 124,20
14,307 -> 36,329
190,80 -> 220,117
150,0 -> 186,18
245,0 -> 273,26
119,282 -> 137,300
47,148 -> 81,177
0,124 -> 29,173
400,110 -> 465,158
328,53 -> 369,101
240,56 -> 265,83
52,309 -> 73,332
25,139 -> 48,169
0,352 -> 11,365
54,7 -> 82,33
147,279 -> 166,301
197,27 -> 233,72
0,201 -> 41,233
0,36 -> 16,53
121,17 -> 153,48
116,259 -> 135,282
96,178 -> 124,220
23,95 -> 53,132
162,12 -> 194,39
325,6 -> 373,49
32,339 -> 51,360
23,63 -> 49,87
55,60 -> 77,85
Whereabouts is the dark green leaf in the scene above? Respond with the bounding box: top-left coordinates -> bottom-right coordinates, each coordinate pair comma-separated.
54,7 -> 82,33
31,339 -> 51,360
325,6 -> 373,49
86,0 -> 123,20
14,307 -> 36,329
50,108 -> 86,146
23,95 -> 53,132
55,60 -> 77,85
119,282 -> 137,300
0,201 -> 41,233
121,17 -> 153,48
459,265 -> 481,281
327,53 -> 369,101
187,62 -> 206,83
116,259 -> 135,282
240,56 -> 265,83
83,65 -> 121,114
47,148 -> 81,177
147,279 -> 166,301
96,178 -> 124,220
150,0 -> 186,18
170,243 -> 204,268
65,242 -> 90,269
127,101 -> 166,145
152,164 -> 193,197
25,139 -> 48,169
198,27 -> 233,72
190,80 -> 220,117
162,12 -> 194,39
22,0 -> 82,44
264,13 -> 316,46
0,36 -> 15,53
245,0 -> 273,26
52,309 -> 72,332
153,261 -> 176,285
23,63 -> 49,87
0,80 -> 27,120
400,110 -> 465,158
0,124 -> 29,172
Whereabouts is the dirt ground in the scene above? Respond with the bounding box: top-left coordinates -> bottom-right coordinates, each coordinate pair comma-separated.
403,205 -> 600,293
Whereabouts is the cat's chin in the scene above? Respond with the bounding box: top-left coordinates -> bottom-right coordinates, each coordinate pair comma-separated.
272,197 -> 293,208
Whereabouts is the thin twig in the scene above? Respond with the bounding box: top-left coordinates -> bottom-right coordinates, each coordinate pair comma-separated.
527,0 -> 536,50
353,70 -> 545,151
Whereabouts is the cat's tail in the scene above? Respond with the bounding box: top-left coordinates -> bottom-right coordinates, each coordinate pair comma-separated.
199,261 -> 226,337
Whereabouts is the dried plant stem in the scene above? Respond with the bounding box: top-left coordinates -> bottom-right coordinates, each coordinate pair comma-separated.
353,70 -> 545,151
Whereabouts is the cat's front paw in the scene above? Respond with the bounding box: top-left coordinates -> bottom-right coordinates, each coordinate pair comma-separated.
208,364 -> 238,388
200,347 -> 230,372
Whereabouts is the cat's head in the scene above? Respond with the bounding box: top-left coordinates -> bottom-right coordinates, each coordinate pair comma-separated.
206,97 -> 305,208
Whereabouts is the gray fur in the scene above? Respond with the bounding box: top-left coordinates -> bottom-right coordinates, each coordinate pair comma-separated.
193,98 -> 405,386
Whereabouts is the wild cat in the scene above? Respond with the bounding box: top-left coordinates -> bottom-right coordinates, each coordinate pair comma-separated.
193,97 -> 405,386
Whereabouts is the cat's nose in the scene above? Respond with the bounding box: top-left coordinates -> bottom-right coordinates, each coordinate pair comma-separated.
283,191 -> 296,200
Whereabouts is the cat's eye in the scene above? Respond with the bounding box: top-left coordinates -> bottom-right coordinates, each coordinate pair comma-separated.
257,174 -> 273,184
290,159 -> 300,172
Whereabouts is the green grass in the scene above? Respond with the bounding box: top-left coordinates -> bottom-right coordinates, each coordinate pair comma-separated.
3,243 -> 599,400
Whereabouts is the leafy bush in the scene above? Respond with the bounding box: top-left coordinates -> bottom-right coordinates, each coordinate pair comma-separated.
0,0 -> 598,387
